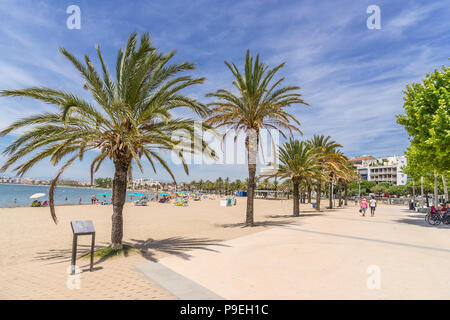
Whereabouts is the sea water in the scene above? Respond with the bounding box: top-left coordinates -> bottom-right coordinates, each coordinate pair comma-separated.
0,184 -> 133,207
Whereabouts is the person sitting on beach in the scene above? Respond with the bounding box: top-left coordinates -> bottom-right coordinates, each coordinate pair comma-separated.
41,200 -> 48,206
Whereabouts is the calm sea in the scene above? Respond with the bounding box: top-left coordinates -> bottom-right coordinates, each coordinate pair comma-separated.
0,184 -> 133,208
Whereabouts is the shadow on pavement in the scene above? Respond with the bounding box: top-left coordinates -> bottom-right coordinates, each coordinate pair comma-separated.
265,212 -> 325,219
128,237 -> 228,261
34,236 -> 228,265
216,220 -> 294,228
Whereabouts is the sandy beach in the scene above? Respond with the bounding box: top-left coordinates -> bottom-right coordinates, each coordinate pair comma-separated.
1,198 -> 449,300
0,197 -> 300,299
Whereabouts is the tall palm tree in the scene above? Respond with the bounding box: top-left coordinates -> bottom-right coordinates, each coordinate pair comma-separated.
224,177 -> 230,194
275,139 -> 320,216
0,32 -> 213,250
340,159 -> 358,206
326,150 -> 352,209
307,135 -> 346,211
205,50 -> 308,226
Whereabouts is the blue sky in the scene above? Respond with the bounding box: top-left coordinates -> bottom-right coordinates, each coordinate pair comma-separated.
0,0 -> 449,182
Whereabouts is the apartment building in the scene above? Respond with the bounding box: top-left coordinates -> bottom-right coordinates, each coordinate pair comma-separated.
131,178 -> 160,188
349,155 -> 408,185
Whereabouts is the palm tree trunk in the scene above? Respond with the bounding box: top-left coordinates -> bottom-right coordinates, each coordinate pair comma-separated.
246,163 -> 256,226
315,183 -> 321,211
338,183 -> 342,207
111,158 -> 129,250
344,183 -> 348,206
307,186 -> 312,204
293,179 -> 300,217
329,179 -> 333,209
246,133 -> 258,226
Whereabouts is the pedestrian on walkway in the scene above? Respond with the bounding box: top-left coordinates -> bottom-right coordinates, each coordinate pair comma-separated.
369,196 -> 377,216
360,198 -> 368,216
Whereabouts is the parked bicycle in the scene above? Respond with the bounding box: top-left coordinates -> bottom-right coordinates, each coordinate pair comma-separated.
425,206 -> 449,225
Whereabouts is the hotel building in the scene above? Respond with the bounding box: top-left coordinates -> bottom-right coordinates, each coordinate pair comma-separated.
349,155 -> 408,185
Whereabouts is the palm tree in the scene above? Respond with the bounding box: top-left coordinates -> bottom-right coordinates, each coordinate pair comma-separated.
224,177 -> 230,194
275,139 -> 320,216
340,160 -> 358,206
307,135 -> 346,211
0,32 -> 213,250
205,50 -> 308,226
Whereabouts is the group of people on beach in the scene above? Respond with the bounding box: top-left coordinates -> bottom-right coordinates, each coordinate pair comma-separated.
91,195 -> 109,205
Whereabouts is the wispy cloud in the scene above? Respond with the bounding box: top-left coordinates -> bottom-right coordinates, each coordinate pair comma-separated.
0,0 -> 449,180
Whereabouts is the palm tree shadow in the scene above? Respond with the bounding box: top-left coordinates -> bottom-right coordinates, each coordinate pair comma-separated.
127,237 -> 228,262
265,211 -> 325,219
216,220 -> 293,228
34,236 -> 228,265
34,244 -> 96,265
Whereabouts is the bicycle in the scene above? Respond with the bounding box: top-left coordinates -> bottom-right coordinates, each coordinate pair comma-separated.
429,211 -> 449,225
425,209 -> 439,225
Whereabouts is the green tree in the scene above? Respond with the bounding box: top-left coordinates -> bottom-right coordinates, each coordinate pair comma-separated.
205,50 -> 308,226
95,177 -> 113,188
387,185 -> 408,197
0,33 -> 213,250
371,184 -> 388,197
396,63 -> 450,206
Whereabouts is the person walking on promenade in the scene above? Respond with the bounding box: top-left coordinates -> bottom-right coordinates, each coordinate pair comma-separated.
360,198 -> 368,216
369,196 -> 377,217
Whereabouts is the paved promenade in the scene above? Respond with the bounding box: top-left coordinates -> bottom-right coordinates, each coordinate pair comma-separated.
145,205 -> 450,299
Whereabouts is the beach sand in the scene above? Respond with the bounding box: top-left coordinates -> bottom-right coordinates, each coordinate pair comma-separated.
0,197 -> 300,299
1,198 -> 448,300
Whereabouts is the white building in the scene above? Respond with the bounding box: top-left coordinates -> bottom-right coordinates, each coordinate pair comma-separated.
131,178 -> 160,189
349,155 -> 408,185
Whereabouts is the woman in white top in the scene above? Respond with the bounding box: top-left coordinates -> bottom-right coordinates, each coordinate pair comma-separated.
369,196 -> 377,216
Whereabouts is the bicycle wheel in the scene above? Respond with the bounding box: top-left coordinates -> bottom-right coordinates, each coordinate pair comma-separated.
425,213 -> 431,224
430,214 -> 441,225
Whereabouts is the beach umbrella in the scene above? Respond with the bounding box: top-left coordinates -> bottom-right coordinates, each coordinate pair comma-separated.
30,193 -> 45,199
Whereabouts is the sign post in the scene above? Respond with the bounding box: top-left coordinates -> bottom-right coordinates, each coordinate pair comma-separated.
70,220 -> 95,275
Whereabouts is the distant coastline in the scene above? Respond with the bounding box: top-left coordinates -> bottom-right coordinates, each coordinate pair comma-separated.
0,183 -> 110,190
